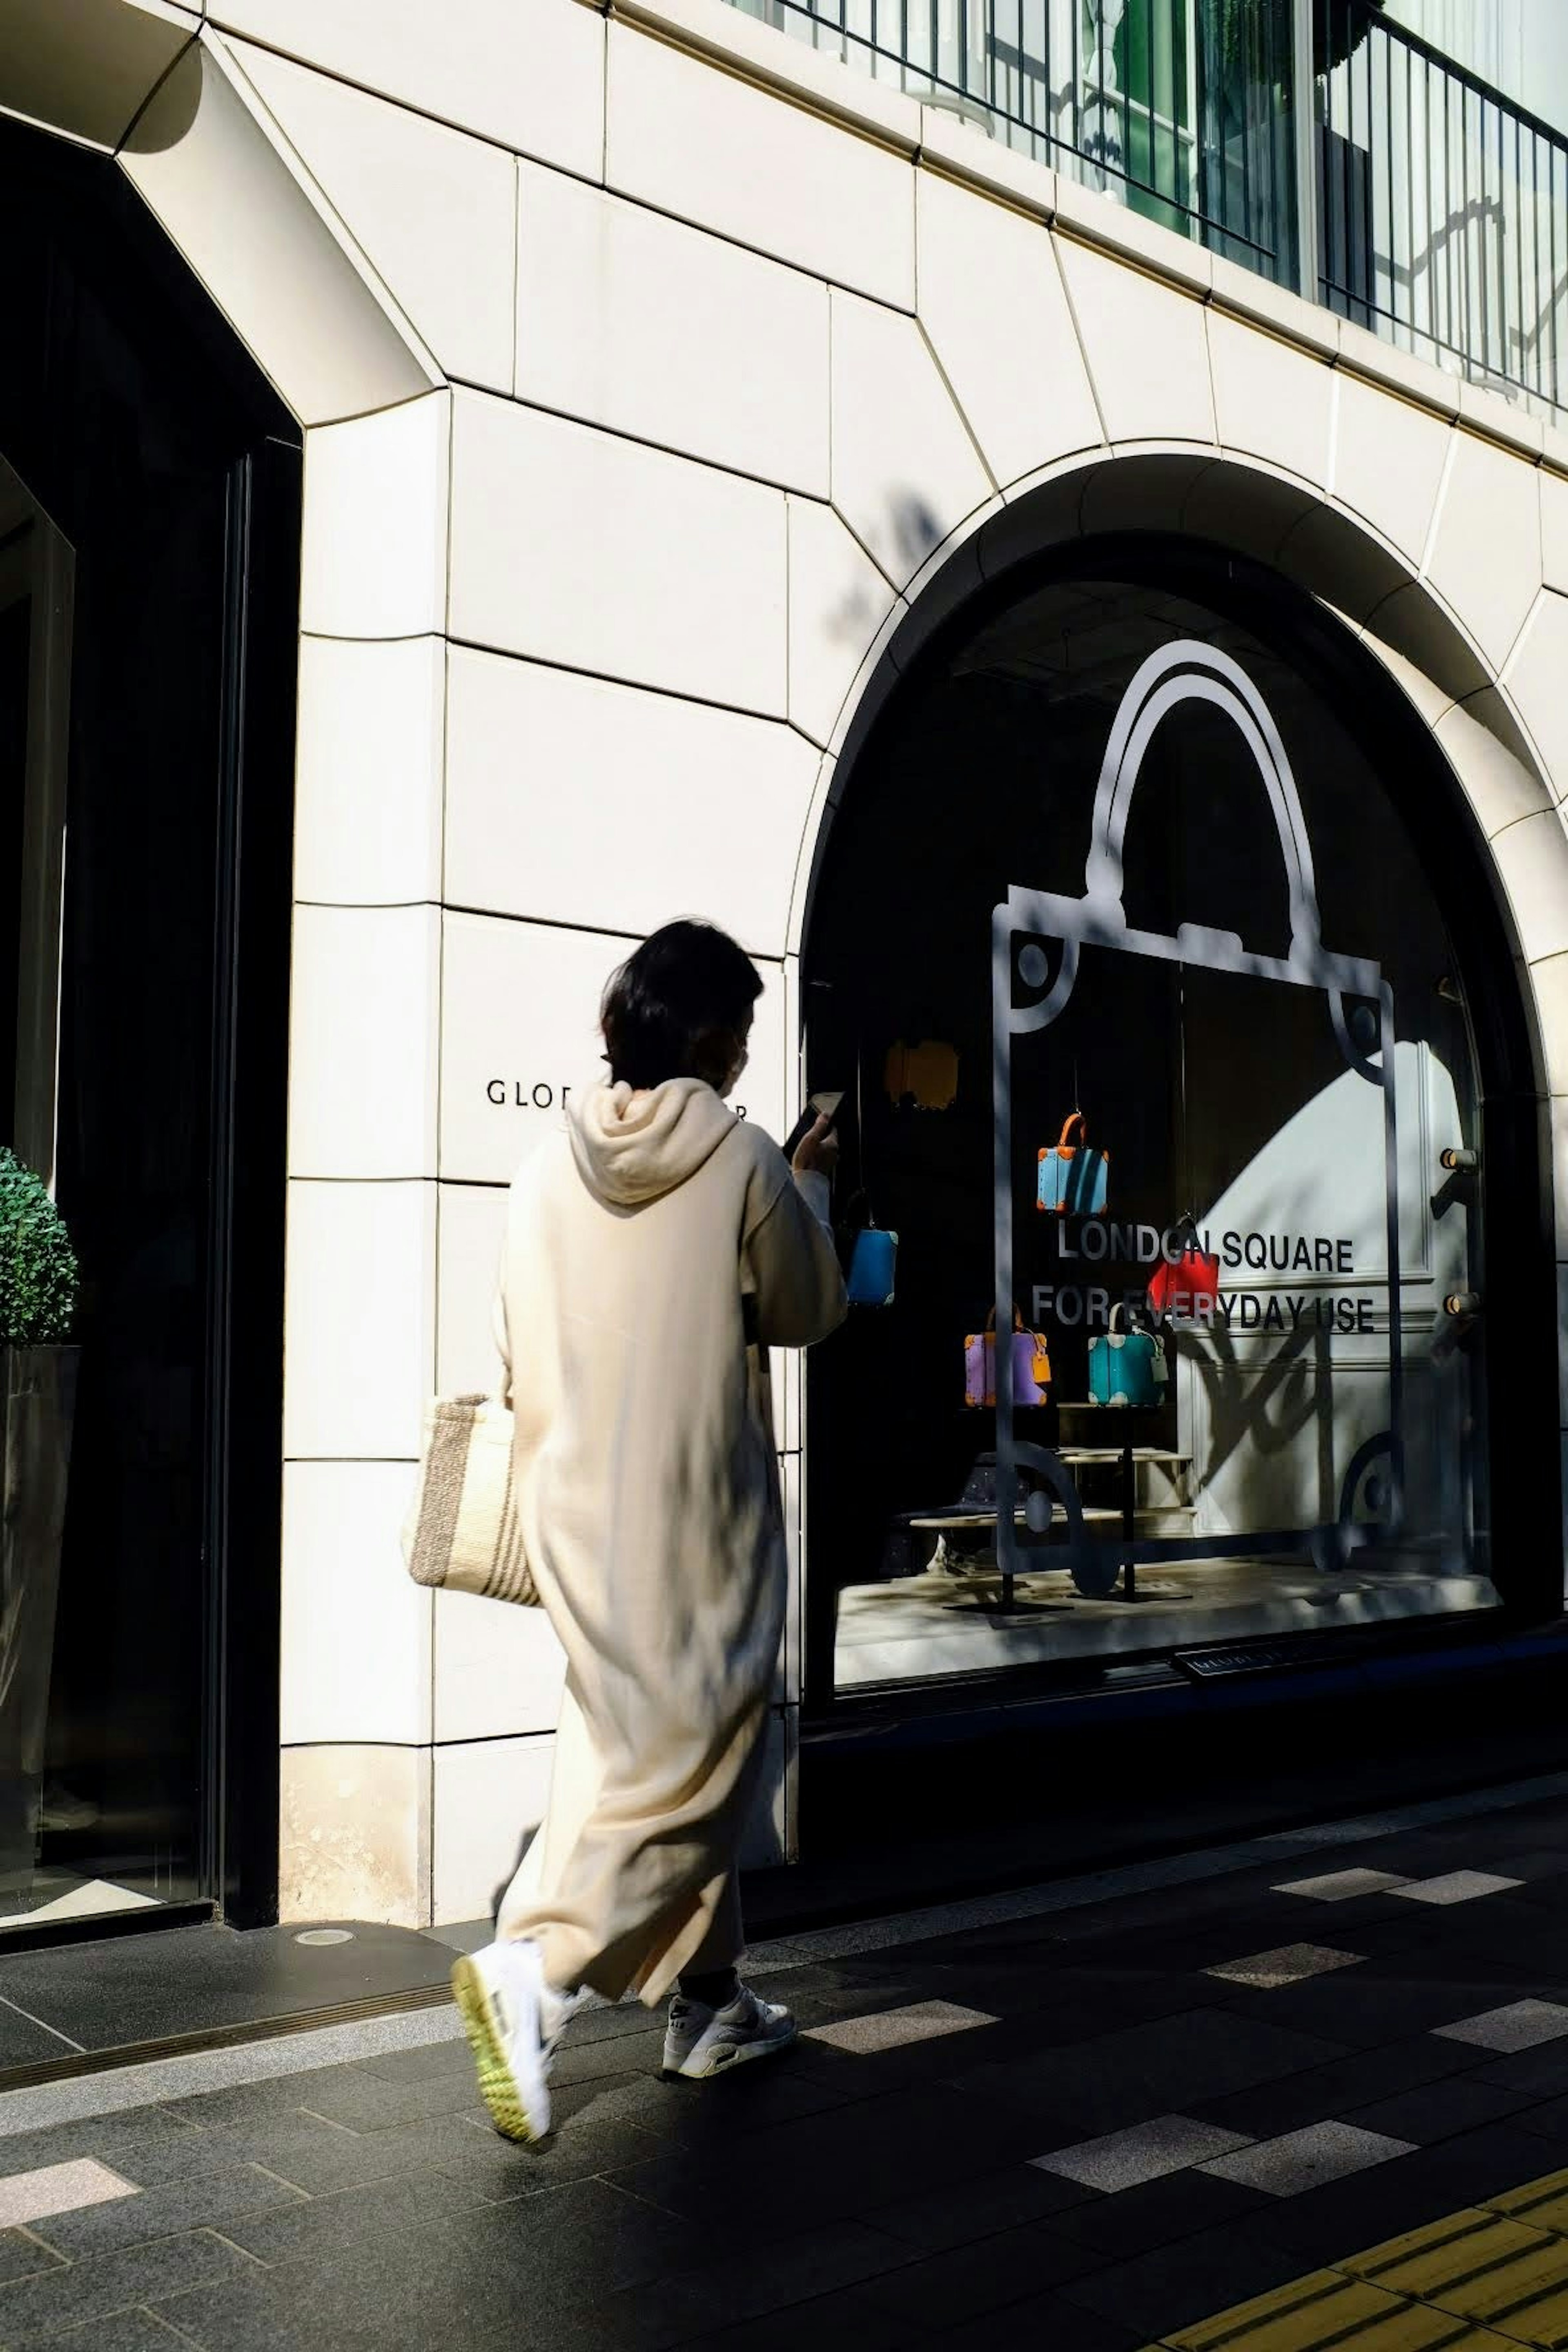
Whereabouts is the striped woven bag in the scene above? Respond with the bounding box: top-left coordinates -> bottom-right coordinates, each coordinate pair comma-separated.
401,1394 -> 538,1605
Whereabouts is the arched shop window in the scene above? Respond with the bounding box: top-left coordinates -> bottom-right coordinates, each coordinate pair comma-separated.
804,544 -> 1551,1704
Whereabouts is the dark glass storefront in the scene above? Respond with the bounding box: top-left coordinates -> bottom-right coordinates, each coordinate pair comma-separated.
803,543 -> 1557,1717
0,116 -> 299,1936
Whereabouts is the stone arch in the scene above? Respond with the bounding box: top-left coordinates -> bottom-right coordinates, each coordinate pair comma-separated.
790,449 -> 1566,1065
0,0 -> 438,425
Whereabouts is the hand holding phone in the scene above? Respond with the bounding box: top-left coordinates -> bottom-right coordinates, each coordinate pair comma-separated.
782,1089 -> 844,1165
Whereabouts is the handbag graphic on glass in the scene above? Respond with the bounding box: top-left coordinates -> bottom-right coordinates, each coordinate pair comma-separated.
988,641 -> 1404,1602
964,1308 -> 1051,1409
1037,1112 -> 1109,1215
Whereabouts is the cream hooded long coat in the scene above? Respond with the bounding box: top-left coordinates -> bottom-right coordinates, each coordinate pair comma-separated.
490,1077 -> 846,2005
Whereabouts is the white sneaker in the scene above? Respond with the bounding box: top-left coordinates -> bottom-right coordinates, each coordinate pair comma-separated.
662,1983 -> 797,2080
451,1938 -> 575,2143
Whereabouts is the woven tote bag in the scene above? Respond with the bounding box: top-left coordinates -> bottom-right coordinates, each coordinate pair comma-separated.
401,1393 -> 539,1605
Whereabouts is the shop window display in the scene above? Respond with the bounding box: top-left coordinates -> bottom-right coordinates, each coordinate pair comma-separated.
806,568 -> 1494,1693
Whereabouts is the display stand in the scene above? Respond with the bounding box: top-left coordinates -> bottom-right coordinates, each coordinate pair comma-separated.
1103,1406 -> 1154,1602
1058,1407 -> 1176,1602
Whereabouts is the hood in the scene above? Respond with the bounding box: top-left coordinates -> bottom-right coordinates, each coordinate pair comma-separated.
567,1076 -> 737,1207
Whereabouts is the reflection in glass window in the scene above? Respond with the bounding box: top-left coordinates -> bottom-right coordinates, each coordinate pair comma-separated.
806,572 -> 1492,1694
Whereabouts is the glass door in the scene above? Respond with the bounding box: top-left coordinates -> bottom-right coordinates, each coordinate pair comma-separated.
0,111 -> 300,1938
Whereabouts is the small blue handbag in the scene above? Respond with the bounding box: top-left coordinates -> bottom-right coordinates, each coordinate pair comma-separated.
1087,1309 -> 1161,1407
847,1224 -> 898,1308
1037,1111 -> 1109,1216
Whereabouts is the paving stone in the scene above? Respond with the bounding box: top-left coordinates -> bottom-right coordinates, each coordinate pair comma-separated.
551,2027 -> 670,2088
1475,2042 -> 1568,2096
1031,2114 -> 1253,2193
150,2182 -> 710,2348
31,2163 -> 305,2258
607,2083 -> 1047,2236
978,1963 -> 1213,2029
25,2311 -> 194,2350
160,2065 -> 397,2129
671,2286 -> 919,2352
1060,2214 -> 1305,2336
1216,1975 -> 1488,2049
1275,1871 -> 1412,1902
1205,1944 -> 1363,1989
860,2162 -> 1092,2253
271,2063 -> 500,2132
785,2000 -> 1085,2091
551,2065 -> 854,2153
852,2212 -> 1102,2330
581,2216 -> 920,2349
349,2038 -> 477,2087
215,2164 -> 493,2267
1437,2000 -> 1568,2052
1393,1873 -> 1524,1906
156,2109 -> 437,2196
1257,2124 -> 1560,2262
1189,2033 -> 1482,2139
1200,2120 -> 1415,2196
1481,1851 -> 1568,1882
802,2000 -> 996,2054
935,2287 -> 1145,2352
1409,2122 -> 1568,2207
0,2158 -> 137,2230
0,2113 -> 217,2189
1345,2077 -> 1543,2145
0,2229 -> 63,2284
1045,2167 -> 1271,2258
1509,2094 -> 1568,2145
0,2228 -> 253,2341
952,2006 -> 1349,2134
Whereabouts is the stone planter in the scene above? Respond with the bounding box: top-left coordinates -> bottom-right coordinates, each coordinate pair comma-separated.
0,1345 -> 78,1887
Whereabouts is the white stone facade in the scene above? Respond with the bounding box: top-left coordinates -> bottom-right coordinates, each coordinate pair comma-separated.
7,0 -> 1568,1927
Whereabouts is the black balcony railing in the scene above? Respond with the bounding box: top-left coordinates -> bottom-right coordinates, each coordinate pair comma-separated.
732,0 -> 1301,283
1318,0 -> 1565,412
727,0 -> 1567,418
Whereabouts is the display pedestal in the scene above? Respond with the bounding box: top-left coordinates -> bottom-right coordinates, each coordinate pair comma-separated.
1078,1403 -> 1167,1604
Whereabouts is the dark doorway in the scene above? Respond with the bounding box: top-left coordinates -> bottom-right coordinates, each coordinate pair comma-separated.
0,114 -> 301,1933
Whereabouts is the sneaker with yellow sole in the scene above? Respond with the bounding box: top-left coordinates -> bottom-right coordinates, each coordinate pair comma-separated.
451,1937 -> 574,2143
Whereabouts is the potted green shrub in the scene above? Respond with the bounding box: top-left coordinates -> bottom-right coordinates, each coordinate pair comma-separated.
0,1149 -> 79,1888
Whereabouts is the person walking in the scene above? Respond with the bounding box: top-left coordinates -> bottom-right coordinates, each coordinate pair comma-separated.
452,920 -> 846,2143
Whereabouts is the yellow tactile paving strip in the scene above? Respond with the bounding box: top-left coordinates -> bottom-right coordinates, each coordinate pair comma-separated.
1147,2167 -> 1568,2352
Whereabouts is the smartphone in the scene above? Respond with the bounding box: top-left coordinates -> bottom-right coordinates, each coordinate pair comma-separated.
782,1089 -> 845,1162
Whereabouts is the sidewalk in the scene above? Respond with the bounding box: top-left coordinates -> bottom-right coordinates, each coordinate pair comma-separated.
6,1773 -> 1568,2348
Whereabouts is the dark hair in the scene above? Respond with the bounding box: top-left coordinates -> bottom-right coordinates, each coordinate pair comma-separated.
601,920 -> 764,1091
